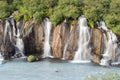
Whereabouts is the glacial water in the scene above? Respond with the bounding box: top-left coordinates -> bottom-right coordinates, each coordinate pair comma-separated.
0,59 -> 120,80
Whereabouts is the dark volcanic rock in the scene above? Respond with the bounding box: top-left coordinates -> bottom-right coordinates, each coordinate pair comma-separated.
23,21 -> 44,56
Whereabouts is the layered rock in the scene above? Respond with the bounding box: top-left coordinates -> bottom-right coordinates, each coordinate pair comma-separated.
52,20 -> 70,58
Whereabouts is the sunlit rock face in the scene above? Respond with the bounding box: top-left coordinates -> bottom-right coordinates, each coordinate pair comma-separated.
91,28 -> 103,64
52,19 -> 70,58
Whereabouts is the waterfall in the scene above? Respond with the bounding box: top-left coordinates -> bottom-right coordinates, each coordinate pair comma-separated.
14,27 -> 25,57
4,20 -> 11,43
4,17 -> 25,58
71,15 -> 92,63
8,17 -> 25,58
99,21 -> 120,66
62,42 -> 68,60
0,52 -> 4,64
43,18 -> 52,58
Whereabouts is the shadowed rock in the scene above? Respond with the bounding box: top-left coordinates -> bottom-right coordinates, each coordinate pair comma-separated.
63,24 -> 79,60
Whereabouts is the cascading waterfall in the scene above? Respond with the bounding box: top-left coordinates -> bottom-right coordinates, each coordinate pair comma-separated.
71,16 -> 92,63
99,21 -> 120,66
14,27 -> 25,57
4,17 -> 25,58
4,19 -> 11,43
43,18 -> 52,58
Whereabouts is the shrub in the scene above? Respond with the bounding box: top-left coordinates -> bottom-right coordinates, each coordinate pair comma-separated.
27,55 -> 36,62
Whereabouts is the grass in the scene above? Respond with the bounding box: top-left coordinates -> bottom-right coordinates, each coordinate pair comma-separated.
84,72 -> 120,80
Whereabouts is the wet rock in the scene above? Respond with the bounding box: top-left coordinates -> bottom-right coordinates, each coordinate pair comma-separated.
33,22 -> 45,54
63,24 -> 79,60
23,21 -> 44,56
0,20 -> 15,60
52,20 -> 70,58
91,28 -> 102,63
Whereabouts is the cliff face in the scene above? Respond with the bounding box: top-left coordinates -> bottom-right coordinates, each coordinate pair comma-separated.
0,19 -> 107,62
0,17 -> 120,66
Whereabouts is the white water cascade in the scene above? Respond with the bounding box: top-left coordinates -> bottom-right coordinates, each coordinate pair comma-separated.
8,17 -> 25,58
0,53 -> 4,64
43,18 -> 52,58
99,21 -> 120,66
5,17 -> 25,58
15,28 -> 25,57
71,16 -> 92,63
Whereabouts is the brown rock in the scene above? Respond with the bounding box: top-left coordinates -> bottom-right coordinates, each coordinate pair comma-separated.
92,54 -> 101,64
23,21 -> 45,56
91,28 -> 102,63
52,21 -> 70,58
34,22 -> 45,54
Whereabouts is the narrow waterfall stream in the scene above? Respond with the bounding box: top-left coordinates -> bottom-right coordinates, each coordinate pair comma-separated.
43,18 -> 52,58
15,28 -> 25,57
0,53 -> 4,64
10,17 -> 25,57
71,16 -> 92,63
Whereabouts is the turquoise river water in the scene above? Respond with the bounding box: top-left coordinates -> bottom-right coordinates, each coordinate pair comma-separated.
0,58 -> 120,80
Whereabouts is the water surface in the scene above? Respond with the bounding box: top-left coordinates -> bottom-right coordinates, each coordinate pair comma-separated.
0,59 -> 120,80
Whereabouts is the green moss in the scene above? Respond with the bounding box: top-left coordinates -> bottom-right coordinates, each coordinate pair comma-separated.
27,55 -> 36,62
27,55 -> 41,62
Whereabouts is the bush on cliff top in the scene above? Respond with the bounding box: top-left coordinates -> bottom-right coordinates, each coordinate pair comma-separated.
0,0 -> 120,34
